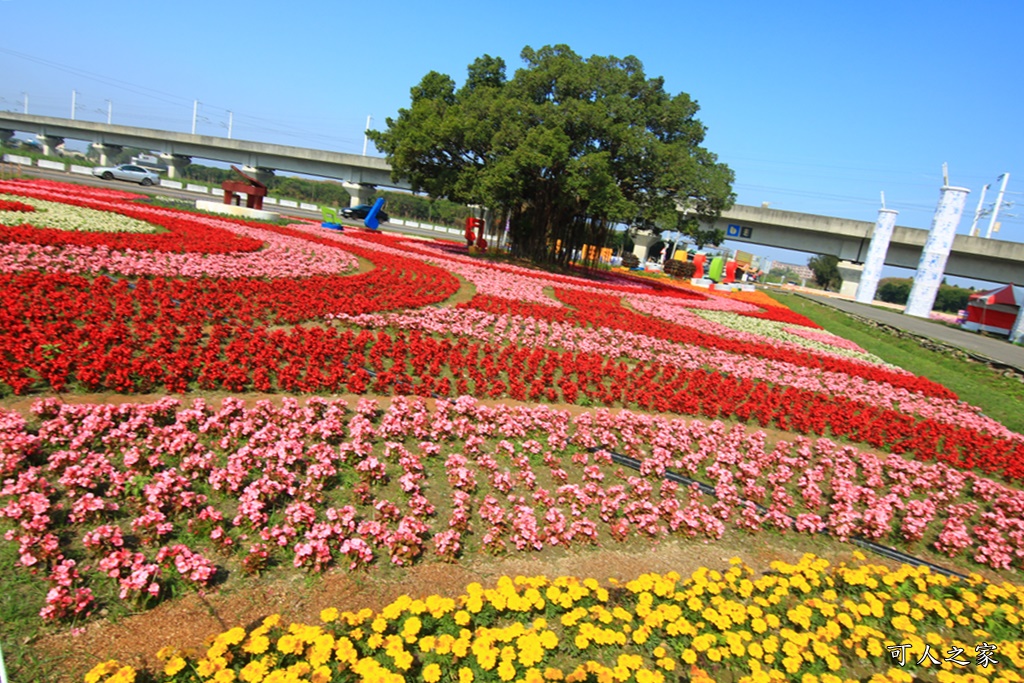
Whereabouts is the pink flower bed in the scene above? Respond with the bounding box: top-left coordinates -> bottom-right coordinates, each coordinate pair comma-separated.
2,396 -> 1021,622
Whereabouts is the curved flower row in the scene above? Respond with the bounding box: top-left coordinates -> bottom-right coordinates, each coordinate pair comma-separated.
0,197 -> 37,212
0,220 -> 359,278
464,291 -> 952,401
0,193 -> 163,233
86,554 -> 1024,683
0,181 -> 264,255
331,306 -> 1010,437
3,395 -> 1024,628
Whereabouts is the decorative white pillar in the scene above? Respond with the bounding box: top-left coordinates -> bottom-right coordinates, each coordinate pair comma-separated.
855,208 -> 899,304
905,186 -> 970,318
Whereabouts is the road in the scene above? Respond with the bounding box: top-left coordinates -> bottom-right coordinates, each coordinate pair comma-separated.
799,293 -> 1024,373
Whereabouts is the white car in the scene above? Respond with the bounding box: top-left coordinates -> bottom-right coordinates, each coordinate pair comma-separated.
92,164 -> 161,186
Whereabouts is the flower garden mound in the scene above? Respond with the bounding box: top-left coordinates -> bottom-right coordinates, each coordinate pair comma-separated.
2,178 -> 1024,683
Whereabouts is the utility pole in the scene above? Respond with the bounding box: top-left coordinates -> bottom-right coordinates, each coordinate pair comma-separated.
22,92 -> 28,114
986,173 -> 1010,238
227,111 -> 233,139
362,115 -> 372,156
191,100 -> 199,135
71,90 -> 77,120
106,99 -> 112,125
968,184 -> 989,237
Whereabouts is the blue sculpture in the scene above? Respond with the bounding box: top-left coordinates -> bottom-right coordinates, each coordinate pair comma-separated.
364,197 -> 386,230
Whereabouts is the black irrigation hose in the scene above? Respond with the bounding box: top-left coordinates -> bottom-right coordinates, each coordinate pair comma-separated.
590,446 -> 972,581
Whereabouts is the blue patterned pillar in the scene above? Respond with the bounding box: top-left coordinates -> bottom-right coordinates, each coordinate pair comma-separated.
904,186 -> 970,318
855,208 -> 899,304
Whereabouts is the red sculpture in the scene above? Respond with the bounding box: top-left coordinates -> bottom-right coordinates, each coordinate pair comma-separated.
221,166 -> 268,210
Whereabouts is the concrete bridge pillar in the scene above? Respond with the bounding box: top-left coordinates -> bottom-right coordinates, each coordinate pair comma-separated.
836,261 -> 863,298
905,186 -> 970,319
855,208 -> 899,304
37,135 -> 64,156
160,154 -> 191,179
242,166 -> 275,187
342,182 -> 376,207
0,129 -> 14,148
92,143 -> 122,166
631,230 -> 660,264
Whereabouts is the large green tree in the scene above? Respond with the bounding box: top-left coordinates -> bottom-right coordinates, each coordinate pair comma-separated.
369,45 -> 735,265
808,254 -> 842,291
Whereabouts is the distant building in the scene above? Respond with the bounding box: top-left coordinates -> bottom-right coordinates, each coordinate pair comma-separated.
773,261 -> 814,281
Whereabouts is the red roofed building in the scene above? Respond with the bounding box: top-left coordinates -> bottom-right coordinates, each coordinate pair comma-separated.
961,284 -> 1024,336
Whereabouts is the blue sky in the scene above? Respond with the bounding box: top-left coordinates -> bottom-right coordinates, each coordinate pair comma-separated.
2,0 -> 1023,282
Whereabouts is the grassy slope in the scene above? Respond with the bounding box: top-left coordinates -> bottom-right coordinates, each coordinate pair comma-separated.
769,291 -> 1024,434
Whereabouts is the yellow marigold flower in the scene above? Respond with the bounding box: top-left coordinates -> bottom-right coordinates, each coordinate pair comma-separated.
544,667 -> 565,680
421,663 -> 442,683
262,614 -> 281,628
276,634 -> 301,655
310,665 -> 332,683
402,616 -> 422,635
85,660 -> 121,683
460,666 -> 475,683
106,666 -> 137,683
213,670 -> 236,683
891,615 -> 916,633
164,657 -> 187,676
220,627 -> 247,646
240,658 -> 269,683
320,607 -> 339,623
455,609 -> 472,625
681,648 -> 697,664
287,662 -> 311,677
498,660 -> 517,681
196,659 -> 218,678
394,650 -> 414,671
243,634 -> 270,655
540,630 -> 559,650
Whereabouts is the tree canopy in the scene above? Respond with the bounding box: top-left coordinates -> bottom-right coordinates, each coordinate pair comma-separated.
369,45 -> 735,265
807,254 -> 841,291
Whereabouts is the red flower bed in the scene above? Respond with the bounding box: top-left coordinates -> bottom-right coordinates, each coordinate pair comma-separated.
462,290 -> 954,400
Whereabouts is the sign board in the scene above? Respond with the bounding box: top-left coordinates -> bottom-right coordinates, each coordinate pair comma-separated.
735,250 -> 753,265
726,224 -> 754,239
